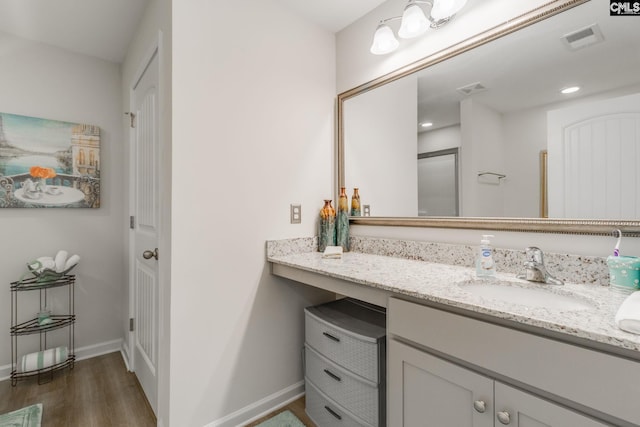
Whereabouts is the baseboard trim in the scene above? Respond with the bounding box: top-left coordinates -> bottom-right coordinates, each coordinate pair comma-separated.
121,341 -> 132,371
205,381 -> 305,427
0,338 -> 123,382
75,338 -> 123,362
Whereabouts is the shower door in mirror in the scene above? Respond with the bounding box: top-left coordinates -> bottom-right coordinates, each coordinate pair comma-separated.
418,148 -> 459,216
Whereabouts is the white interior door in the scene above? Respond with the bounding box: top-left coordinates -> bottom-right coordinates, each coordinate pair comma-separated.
548,92 -> 640,219
130,50 -> 160,414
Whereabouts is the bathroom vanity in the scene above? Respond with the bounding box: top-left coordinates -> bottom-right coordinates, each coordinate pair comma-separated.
268,239 -> 640,427
305,0 -> 640,422
387,298 -> 636,426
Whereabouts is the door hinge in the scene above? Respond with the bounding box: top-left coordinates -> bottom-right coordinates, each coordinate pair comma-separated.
130,216 -> 135,229
125,112 -> 136,128
129,318 -> 134,332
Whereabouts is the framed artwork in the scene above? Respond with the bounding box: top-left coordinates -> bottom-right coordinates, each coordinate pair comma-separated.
0,112 -> 100,208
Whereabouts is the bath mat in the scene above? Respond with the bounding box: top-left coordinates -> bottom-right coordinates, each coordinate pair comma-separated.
255,410 -> 305,427
0,403 -> 42,427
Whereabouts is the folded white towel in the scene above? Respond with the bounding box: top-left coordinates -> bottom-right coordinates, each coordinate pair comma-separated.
615,291 -> 640,335
64,254 -> 80,271
20,346 -> 68,372
322,246 -> 343,259
54,250 -> 69,272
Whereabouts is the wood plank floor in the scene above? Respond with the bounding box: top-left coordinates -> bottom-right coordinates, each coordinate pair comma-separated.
0,351 -> 316,427
0,352 -> 156,427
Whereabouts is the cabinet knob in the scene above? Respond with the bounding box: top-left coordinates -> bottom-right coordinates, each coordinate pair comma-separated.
473,400 -> 486,413
497,411 -> 511,425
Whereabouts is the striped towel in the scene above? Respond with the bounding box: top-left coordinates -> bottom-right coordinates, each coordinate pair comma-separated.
19,346 -> 68,372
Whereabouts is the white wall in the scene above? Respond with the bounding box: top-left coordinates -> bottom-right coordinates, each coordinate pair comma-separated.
461,99 -> 505,217
0,33 -> 125,369
344,75 -> 417,216
502,107 -> 547,217
418,125 -> 461,153
171,0 -> 335,425
337,0 -> 640,257
336,0 -> 553,93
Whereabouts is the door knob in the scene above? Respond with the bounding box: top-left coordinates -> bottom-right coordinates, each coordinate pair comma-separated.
473,400 -> 486,413
143,248 -> 158,260
497,411 -> 511,425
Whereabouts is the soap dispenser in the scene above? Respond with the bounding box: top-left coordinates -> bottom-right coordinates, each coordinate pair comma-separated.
476,234 -> 496,278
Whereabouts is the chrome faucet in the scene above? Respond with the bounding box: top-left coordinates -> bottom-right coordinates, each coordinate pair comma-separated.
516,247 -> 564,285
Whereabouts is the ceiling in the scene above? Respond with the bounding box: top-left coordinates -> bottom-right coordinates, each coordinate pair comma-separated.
0,0 -> 147,63
416,0 -> 640,132
0,0 -> 382,63
275,0 -> 387,33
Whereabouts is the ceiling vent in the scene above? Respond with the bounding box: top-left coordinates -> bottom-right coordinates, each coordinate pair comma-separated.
456,82 -> 487,96
562,23 -> 604,50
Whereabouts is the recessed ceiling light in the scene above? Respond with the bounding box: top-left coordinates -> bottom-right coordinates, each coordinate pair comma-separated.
561,86 -> 580,94
421,122 -> 433,128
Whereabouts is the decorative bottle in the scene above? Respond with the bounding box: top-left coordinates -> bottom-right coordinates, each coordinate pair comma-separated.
318,200 -> 336,252
350,188 -> 361,216
336,187 -> 350,251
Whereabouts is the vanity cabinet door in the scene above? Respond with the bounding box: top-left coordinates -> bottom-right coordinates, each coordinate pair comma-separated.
494,382 -> 609,427
388,339 -> 493,427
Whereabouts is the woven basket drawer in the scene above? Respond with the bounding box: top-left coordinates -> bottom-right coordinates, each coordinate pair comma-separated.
306,379 -> 373,427
305,346 -> 379,426
305,310 -> 379,382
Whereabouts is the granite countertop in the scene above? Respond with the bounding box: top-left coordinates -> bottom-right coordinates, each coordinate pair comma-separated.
268,250 -> 640,354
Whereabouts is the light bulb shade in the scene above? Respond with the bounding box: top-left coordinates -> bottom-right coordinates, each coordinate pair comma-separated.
370,23 -> 399,55
430,0 -> 467,21
398,3 -> 429,39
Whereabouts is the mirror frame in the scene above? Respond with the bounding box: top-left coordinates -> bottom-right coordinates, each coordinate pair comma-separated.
336,0 -> 640,237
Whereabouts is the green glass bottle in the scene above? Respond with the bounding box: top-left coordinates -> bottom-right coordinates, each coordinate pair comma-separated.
336,187 -> 350,251
318,200 -> 336,252
350,188 -> 361,216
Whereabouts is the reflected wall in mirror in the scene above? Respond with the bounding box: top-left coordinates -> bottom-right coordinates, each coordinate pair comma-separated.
339,0 -> 640,232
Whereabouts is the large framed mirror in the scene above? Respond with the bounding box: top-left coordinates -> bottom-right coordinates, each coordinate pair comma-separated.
337,0 -> 640,236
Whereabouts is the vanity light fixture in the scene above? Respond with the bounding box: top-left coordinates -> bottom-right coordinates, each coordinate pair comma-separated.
561,86 -> 580,94
421,122 -> 434,128
371,21 -> 400,55
398,3 -> 430,39
370,0 -> 467,55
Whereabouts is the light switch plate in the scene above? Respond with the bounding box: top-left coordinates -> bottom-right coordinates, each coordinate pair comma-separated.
290,204 -> 301,224
363,205 -> 371,216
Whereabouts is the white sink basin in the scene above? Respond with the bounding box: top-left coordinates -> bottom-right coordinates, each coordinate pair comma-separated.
458,280 -> 594,311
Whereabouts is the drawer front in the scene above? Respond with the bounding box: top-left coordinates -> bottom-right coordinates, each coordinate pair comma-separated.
305,346 -> 379,426
305,311 -> 379,382
306,379 -> 373,427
